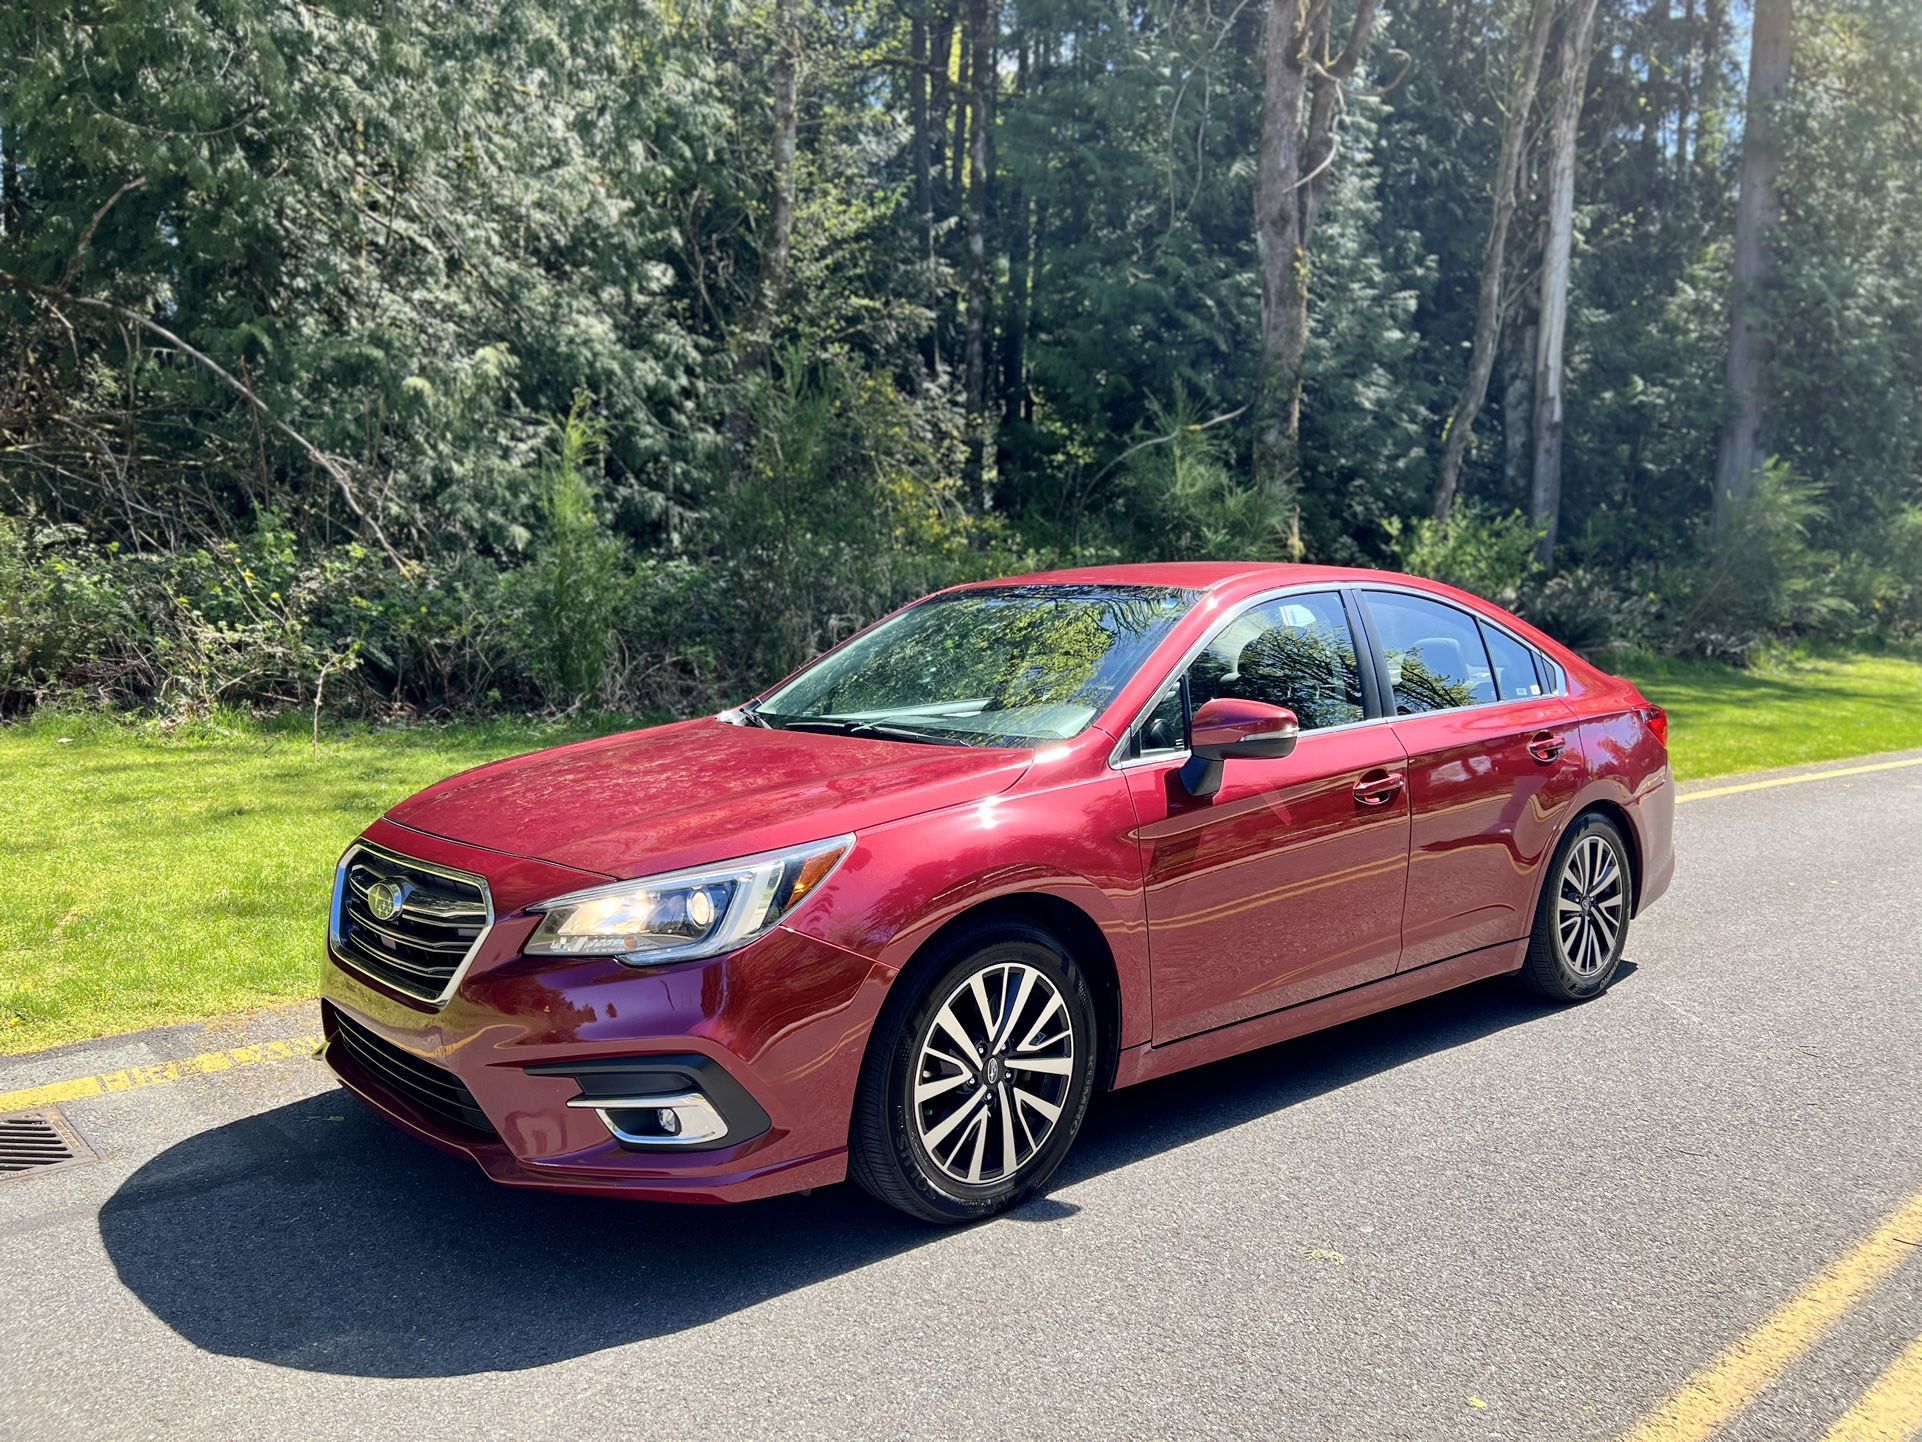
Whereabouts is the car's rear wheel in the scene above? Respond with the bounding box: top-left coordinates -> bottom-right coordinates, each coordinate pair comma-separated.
1521,812 -> 1632,1001
850,919 -> 1097,1224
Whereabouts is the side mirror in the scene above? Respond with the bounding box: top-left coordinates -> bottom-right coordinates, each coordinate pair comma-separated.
1179,698 -> 1300,800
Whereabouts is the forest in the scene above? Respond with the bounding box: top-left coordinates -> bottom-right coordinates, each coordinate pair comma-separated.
1,0 -> 1919,719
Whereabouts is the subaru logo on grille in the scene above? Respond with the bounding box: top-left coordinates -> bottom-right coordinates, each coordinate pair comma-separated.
367,879 -> 411,922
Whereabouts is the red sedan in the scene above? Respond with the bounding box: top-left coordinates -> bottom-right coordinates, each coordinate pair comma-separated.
321,563 -> 1673,1223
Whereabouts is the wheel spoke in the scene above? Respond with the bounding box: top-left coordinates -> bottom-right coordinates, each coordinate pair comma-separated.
962,1107 -> 990,1183
933,1004 -> 979,1067
1017,990 -> 1065,1053
1013,1086 -> 1062,1126
1591,852 -> 1619,897
969,972 -> 1000,1038
1007,1055 -> 1072,1076
915,1070 -> 972,1105
922,1085 -> 987,1151
993,967 -> 1037,1051
998,1083 -> 1018,1171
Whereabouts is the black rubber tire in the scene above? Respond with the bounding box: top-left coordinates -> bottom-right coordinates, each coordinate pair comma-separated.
1519,811 -> 1633,1002
848,919 -> 1098,1225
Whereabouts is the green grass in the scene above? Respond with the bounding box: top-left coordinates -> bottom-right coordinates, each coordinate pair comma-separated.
0,711 -> 629,1056
4,649 -> 1920,1056
1621,650 -> 1922,782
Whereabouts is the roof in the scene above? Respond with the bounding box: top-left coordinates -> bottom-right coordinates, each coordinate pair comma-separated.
951,560 -> 1415,595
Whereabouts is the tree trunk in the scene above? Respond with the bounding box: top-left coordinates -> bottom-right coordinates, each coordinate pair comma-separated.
1254,0 -> 1380,542
1528,0 -> 1601,567
1253,0 -> 1312,523
1695,0 -> 1723,165
1430,0 -> 1558,521
763,0 -> 800,325
929,2 -> 957,222
1,123 -> 21,237
1502,317 -> 1537,505
1710,0 -> 1792,545
962,0 -> 1001,509
911,5 -> 938,375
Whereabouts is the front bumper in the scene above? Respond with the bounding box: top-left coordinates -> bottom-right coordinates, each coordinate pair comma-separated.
320,821 -> 886,1204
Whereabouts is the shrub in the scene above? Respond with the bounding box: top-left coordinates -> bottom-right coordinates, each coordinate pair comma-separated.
1388,502 -> 1541,610
1673,462 -> 1855,661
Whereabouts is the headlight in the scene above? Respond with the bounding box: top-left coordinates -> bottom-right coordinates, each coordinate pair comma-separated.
525,835 -> 853,965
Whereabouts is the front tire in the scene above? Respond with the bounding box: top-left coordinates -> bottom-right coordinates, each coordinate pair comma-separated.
1521,812 -> 1632,1001
849,920 -> 1098,1224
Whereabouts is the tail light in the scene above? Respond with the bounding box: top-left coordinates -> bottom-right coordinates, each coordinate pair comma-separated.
1642,704 -> 1668,747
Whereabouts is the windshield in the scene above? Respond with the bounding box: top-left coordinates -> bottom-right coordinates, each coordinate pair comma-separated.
758,584 -> 1198,747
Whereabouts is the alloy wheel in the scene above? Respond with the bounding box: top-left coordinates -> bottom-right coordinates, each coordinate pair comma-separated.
1555,833 -> 1625,976
911,961 -> 1075,1186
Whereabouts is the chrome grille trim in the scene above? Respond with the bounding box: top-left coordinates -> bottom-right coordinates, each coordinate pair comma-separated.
328,841 -> 494,1007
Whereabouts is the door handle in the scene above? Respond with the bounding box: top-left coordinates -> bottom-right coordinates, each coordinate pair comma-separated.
1353,769 -> 1405,807
1527,731 -> 1567,764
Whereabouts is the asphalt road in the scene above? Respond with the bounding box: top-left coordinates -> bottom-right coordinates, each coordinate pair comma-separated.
4,755 -> 1920,1441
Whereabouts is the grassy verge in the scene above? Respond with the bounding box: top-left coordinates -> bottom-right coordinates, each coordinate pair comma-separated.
0,711 -> 630,1056
1620,650 -> 1922,782
4,648 -> 1920,1056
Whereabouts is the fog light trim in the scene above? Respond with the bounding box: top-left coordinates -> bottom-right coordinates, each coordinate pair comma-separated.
565,1090 -> 728,1146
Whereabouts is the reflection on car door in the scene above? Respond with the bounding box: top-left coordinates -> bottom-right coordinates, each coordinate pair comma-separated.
1124,591 -> 1412,1042
1359,589 -> 1583,970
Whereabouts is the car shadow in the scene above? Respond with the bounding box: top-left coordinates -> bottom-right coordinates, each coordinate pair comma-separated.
98,964 -> 1636,1378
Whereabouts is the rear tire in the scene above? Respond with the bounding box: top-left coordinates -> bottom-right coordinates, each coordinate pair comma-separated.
1520,812 -> 1632,1002
849,919 -> 1097,1225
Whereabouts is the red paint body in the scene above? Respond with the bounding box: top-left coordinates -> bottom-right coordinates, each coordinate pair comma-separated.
322,563 -> 1674,1202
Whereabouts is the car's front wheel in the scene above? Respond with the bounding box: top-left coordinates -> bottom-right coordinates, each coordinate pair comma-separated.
850,920 -> 1097,1224
1521,812 -> 1633,1001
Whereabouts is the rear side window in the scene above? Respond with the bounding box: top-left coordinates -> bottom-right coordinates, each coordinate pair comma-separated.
1363,591 -> 1496,714
1187,591 -> 1364,731
1480,621 -> 1547,700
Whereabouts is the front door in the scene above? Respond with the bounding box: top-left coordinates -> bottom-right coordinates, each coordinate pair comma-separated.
1122,590 -> 1412,1042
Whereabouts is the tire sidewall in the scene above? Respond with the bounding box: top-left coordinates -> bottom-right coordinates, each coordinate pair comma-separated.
873,924 -> 1097,1222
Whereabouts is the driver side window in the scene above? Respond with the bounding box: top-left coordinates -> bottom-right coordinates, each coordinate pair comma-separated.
1133,591 -> 1365,756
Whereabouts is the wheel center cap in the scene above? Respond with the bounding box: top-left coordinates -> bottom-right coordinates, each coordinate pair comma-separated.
982,1055 -> 1005,1087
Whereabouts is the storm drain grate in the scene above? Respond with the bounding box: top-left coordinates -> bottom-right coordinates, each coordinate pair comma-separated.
0,1107 -> 98,1182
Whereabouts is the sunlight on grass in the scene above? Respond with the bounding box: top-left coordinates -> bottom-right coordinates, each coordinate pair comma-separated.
1622,651 -> 1922,782
0,713 -> 627,1056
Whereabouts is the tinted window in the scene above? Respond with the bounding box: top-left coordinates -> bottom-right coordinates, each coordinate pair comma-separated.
1481,621 -> 1546,700
1364,591 -> 1496,714
762,584 -> 1196,745
1187,591 -> 1365,732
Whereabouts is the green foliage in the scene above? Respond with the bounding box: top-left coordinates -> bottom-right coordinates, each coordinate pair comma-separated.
512,398 -> 628,707
3,0 -> 1921,714
1676,462 -> 1855,661
1119,396 -> 1292,562
1389,502 -> 1541,609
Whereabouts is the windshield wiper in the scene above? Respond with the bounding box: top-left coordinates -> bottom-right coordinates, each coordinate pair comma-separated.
853,722 -> 976,747
764,714 -> 976,747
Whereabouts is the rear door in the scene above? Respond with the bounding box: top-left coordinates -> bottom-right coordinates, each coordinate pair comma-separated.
1122,590 -> 1412,1040
1357,588 -> 1582,971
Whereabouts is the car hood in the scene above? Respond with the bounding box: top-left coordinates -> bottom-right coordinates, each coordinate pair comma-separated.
386,716 -> 1033,883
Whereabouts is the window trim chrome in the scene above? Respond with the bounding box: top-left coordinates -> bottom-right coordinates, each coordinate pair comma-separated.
1107,579 -> 1566,771
329,840 -> 496,1009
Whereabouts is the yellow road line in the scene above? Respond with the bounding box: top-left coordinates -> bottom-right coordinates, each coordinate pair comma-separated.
1679,755 -> 1922,805
1623,1191 -> 1922,1442
0,1033 -> 323,1114
1820,1330 -> 1922,1442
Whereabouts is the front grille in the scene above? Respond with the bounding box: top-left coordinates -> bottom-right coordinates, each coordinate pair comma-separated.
331,843 -> 490,1003
326,1005 -> 497,1138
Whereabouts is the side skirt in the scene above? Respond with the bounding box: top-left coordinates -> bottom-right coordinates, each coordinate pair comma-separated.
1110,939 -> 1527,1090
